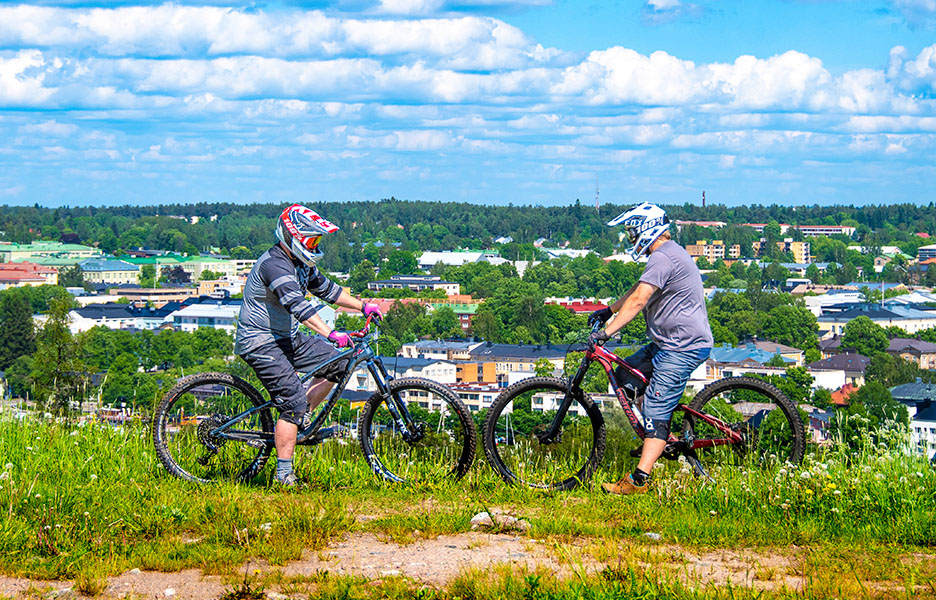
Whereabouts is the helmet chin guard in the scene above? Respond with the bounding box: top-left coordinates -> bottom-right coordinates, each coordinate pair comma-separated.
607,202 -> 669,260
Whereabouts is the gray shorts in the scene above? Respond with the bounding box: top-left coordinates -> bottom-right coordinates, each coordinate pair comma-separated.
239,333 -> 350,426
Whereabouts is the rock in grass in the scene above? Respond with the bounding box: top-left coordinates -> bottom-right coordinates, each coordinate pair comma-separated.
471,511 -> 531,532
642,532 -> 662,541
470,511 -> 494,529
491,514 -> 531,532
266,592 -> 290,600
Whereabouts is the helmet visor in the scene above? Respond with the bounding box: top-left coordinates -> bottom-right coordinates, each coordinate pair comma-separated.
624,227 -> 640,244
301,235 -> 322,251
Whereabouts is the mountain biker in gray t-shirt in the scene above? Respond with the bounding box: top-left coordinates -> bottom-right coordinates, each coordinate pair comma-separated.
587,202 -> 713,495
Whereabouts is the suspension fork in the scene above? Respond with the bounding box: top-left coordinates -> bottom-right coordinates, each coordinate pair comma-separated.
368,359 -> 420,441
537,356 -> 589,444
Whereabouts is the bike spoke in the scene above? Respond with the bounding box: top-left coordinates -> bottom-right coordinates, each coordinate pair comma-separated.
157,378 -> 272,483
683,384 -> 803,468
485,379 -> 604,491
360,381 -> 475,484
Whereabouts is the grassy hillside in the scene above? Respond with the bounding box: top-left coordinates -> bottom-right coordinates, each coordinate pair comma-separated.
0,415 -> 933,598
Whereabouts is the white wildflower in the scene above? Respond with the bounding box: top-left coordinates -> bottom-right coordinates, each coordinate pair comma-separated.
4,463 -> 13,470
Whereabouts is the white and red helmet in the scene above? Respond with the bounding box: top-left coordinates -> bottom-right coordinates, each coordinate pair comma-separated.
275,204 -> 339,266
607,202 -> 669,260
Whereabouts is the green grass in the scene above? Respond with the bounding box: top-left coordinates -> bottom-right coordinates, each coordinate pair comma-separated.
0,414 -> 934,598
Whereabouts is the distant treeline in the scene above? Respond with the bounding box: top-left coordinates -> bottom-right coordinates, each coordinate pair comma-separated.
2,199 -> 935,273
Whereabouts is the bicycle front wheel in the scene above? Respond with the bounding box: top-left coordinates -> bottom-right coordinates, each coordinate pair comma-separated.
357,378 -> 476,483
153,372 -> 275,484
482,377 -> 605,491
682,376 -> 806,469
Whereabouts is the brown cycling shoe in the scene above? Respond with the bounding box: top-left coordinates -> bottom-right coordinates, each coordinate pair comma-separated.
601,474 -> 649,495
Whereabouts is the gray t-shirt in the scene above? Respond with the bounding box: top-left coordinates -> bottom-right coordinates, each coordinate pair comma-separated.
638,240 -> 713,352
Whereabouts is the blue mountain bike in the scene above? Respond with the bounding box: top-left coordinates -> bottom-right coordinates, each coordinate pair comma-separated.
153,317 -> 476,484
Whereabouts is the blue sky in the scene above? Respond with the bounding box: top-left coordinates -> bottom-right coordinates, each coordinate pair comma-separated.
1,0 -> 935,208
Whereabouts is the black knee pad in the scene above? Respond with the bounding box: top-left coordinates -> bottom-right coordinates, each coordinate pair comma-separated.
645,418 -> 671,441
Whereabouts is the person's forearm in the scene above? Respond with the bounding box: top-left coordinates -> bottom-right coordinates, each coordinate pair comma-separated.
302,313 -> 332,337
334,289 -> 365,312
609,285 -> 637,313
605,295 -> 645,336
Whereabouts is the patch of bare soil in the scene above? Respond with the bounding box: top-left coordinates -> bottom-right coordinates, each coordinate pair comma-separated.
281,532 -> 576,585
0,535 -> 931,599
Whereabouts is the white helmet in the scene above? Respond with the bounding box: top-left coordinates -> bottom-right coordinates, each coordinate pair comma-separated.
275,204 -> 339,266
607,202 -> 670,260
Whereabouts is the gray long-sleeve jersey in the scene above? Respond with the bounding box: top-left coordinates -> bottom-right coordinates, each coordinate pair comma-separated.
234,244 -> 343,355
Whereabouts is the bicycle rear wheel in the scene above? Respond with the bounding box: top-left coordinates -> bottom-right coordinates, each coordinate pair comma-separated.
153,372 -> 275,484
482,377 -> 605,491
682,376 -> 806,469
357,378 -> 476,483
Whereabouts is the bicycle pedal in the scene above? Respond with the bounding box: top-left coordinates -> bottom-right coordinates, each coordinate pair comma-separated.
246,438 -> 269,449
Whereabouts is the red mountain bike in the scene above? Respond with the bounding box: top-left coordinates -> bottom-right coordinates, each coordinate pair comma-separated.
482,324 -> 805,490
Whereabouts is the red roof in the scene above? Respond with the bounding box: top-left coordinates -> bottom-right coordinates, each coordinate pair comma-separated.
335,297 -> 425,315
917,232 -> 931,239
549,300 -> 608,313
830,383 -> 857,406
0,261 -> 56,275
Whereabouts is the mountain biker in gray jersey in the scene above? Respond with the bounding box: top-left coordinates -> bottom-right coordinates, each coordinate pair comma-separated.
235,204 -> 383,486
588,202 -> 713,495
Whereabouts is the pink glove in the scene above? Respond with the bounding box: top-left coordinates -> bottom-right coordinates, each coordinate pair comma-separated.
362,302 -> 383,321
327,330 -> 352,348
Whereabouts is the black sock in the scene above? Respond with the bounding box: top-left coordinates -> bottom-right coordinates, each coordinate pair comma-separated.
631,468 -> 650,486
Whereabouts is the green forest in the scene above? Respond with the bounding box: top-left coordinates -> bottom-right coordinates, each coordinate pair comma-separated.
3,199 -> 936,276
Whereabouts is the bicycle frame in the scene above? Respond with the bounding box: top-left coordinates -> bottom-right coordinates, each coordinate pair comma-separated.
540,338 -> 742,452
209,317 -> 421,447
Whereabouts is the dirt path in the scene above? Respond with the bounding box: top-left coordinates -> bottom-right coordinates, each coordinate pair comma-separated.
0,533 -> 931,599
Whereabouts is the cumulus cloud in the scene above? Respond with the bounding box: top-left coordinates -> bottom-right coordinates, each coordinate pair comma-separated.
0,5 -> 554,71
1,3 -> 935,206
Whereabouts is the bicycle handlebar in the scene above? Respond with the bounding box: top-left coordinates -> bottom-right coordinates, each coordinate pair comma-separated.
349,313 -> 380,339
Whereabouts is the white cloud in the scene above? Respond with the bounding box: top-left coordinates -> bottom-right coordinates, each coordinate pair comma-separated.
21,120 -> 78,136
894,0 -> 936,26
377,0 -> 444,15
887,43 -> 936,93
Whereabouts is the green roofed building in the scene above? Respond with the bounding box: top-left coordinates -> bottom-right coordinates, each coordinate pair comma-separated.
0,241 -> 101,263
123,254 -> 237,280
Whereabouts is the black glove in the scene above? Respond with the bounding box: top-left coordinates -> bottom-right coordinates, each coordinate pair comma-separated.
588,307 -> 613,328
588,329 -> 610,348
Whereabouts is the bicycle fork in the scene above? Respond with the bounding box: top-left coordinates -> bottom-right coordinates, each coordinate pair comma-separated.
537,357 -> 591,444
368,360 -> 424,444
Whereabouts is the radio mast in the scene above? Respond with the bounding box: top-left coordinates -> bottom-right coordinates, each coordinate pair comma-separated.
595,174 -> 600,213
